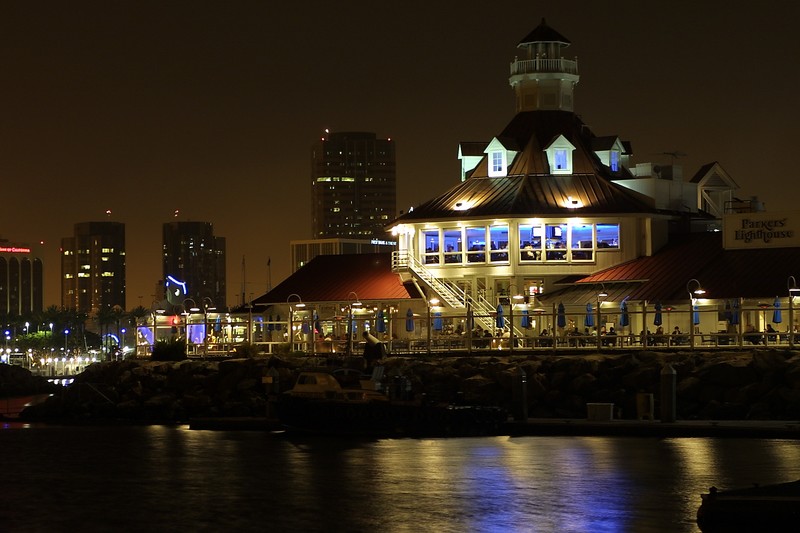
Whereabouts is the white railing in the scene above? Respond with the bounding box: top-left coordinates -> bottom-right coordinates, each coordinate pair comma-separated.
510,57 -> 578,76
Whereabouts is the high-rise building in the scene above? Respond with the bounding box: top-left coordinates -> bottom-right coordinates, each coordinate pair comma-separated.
162,221 -> 226,309
0,239 -> 43,316
311,131 -> 396,239
61,222 -> 126,314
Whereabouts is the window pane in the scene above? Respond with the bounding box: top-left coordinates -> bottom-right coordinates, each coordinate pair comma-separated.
545,223 -> 567,261
519,224 -> 542,261
423,229 -> 439,264
443,228 -> 462,264
570,224 -> 593,260
466,227 -> 485,263
597,223 -> 620,249
489,225 -> 509,262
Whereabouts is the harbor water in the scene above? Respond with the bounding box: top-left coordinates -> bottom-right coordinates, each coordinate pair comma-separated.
2,423 -> 799,532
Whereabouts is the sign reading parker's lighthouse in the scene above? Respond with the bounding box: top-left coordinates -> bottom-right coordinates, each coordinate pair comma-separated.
724,211 -> 800,249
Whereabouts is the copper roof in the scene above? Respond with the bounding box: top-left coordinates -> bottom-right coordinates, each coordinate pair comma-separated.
250,253 -> 422,306
392,111 -> 655,223
551,232 -> 800,303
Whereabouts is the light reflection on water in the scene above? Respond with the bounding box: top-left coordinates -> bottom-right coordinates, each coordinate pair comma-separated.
1,424 -> 799,532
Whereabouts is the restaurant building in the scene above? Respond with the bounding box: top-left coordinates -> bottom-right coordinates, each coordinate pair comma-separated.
145,20 -> 800,356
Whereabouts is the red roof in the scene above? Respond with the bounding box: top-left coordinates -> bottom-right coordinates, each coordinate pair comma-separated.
251,253 -> 421,306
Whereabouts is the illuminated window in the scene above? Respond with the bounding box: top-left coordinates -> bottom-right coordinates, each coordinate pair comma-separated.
519,223 -> 543,261
466,227 -> 486,263
545,135 -> 575,175
443,228 -> 462,264
570,224 -> 594,261
554,150 -> 567,170
610,150 -> 620,172
423,229 -> 439,265
489,225 -> 509,262
545,224 -> 568,261
492,152 -> 503,173
597,223 -> 620,249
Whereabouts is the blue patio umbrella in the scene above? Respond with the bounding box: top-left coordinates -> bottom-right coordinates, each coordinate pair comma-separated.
557,302 -> 566,329
619,300 -> 629,327
376,310 -> 386,333
584,302 -> 595,327
433,310 -> 443,331
314,312 -> 323,335
731,299 -> 740,325
496,304 -> 505,329
405,308 -> 415,332
692,304 -> 700,326
520,308 -> 530,328
301,317 -> 310,334
773,297 -> 783,324
653,301 -> 663,326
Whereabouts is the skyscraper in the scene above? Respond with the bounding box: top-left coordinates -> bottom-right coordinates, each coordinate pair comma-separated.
311,131 -> 396,239
0,239 -> 43,316
61,222 -> 126,314
162,221 -> 226,309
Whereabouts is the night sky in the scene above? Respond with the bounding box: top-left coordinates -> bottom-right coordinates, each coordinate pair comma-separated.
2,1 -> 798,309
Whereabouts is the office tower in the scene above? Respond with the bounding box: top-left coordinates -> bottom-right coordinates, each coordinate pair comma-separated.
162,221 -> 226,309
61,222 -> 126,313
0,239 -> 43,316
311,131 -> 396,239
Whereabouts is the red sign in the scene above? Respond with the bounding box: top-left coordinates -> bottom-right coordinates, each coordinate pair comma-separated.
0,246 -> 31,253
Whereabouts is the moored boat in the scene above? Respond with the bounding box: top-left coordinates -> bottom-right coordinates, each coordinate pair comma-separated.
697,479 -> 800,532
276,370 -> 506,438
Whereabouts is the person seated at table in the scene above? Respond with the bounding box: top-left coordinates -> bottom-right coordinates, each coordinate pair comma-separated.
765,323 -> 777,343
744,323 -> 761,344
604,326 -> 617,346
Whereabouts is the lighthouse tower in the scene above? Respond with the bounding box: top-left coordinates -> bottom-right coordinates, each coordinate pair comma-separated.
509,19 -> 579,112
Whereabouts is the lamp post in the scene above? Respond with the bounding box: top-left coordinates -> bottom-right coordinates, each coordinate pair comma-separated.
508,285 -> 524,352
64,329 -> 70,353
686,278 -> 706,348
202,297 -> 216,357
789,276 -> 800,348
427,298 -> 439,355
183,298 -> 198,357
347,292 -> 362,356
286,293 -> 305,352
597,285 -> 608,349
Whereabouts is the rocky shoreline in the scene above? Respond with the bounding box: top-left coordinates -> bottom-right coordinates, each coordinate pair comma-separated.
6,348 -> 800,423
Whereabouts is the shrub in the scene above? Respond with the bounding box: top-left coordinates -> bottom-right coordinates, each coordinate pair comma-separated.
152,339 -> 187,361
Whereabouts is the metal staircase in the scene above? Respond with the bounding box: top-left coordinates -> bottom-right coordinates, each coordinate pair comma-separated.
392,250 -> 525,336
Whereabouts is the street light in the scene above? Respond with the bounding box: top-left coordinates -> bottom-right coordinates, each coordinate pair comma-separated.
346,291 -> 362,355
202,297 -> 216,356
64,329 -> 70,353
183,298 -> 199,356
286,294 -> 305,351
686,279 -> 705,348
427,297 -> 439,355
596,284 -> 608,348
789,276 -> 800,348
508,285 -> 524,352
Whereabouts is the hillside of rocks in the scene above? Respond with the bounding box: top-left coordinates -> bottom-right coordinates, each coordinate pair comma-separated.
12,348 -> 800,423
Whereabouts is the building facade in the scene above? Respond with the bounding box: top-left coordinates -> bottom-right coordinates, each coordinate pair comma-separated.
61,222 -> 126,314
162,221 -> 226,309
0,240 -> 43,316
311,131 -> 396,239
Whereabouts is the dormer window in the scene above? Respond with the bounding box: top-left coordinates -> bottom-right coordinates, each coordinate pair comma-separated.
544,134 -> 576,175
489,150 -> 506,177
485,138 -> 516,177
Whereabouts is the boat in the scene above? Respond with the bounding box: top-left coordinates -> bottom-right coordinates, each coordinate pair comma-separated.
697,479 -> 800,531
276,369 -> 507,438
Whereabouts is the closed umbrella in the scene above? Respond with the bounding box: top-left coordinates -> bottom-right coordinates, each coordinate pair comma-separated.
314,312 -> 323,335
693,304 -> 700,326
376,310 -> 386,333
496,304 -> 505,329
433,311 -> 443,331
557,302 -> 566,329
520,308 -> 530,328
405,308 -> 415,332
301,317 -> 310,334
773,297 -> 783,324
619,300 -> 629,327
731,299 -> 740,326
584,302 -> 594,327
653,301 -> 663,326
